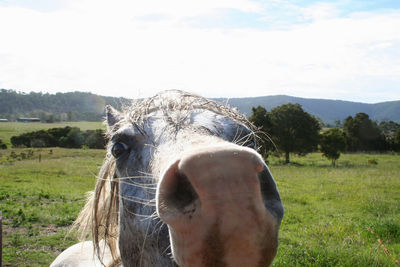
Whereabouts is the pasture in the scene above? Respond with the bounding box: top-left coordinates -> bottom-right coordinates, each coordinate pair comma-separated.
0,123 -> 399,266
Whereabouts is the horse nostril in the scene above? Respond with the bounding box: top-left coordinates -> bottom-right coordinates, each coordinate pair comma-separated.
170,171 -> 199,210
159,165 -> 199,214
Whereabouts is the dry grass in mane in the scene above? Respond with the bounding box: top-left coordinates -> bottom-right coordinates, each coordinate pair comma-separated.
72,90 -> 261,266
124,90 -> 254,130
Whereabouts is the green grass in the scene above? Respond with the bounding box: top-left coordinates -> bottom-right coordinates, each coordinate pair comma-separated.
1,146 -> 399,266
270,153 -> 400,266
0,121 -> 104,147
0,148 -> 104,266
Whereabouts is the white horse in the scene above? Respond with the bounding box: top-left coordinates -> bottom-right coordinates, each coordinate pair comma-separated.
51,90 -> 283,267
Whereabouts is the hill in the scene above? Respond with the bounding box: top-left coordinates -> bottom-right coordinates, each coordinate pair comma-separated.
216,95 -> 400,125
0,89 -> 130,121
1,89 -> 399,124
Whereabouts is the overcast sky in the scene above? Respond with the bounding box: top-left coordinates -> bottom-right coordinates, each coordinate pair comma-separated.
0,0 -> 399,103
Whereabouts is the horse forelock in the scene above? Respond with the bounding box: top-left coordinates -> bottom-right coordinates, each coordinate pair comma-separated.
116,90 -> 253,131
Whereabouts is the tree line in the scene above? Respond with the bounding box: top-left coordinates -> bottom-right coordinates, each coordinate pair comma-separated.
249,104 -> 400,165
10,127 -> 106,149
5,103 -> 400,165
0,89 -> 130,122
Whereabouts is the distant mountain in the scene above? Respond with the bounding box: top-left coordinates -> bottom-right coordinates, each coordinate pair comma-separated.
215,95 -> 400,125
1,89 -> 399,124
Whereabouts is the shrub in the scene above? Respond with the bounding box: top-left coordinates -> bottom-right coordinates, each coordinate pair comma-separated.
320,128 -> 346,166
84,129 -> 106,149
10,126 -> 106,149
0,139 -> 7,149
11,130 -> 57,148
59,127 -> 84,148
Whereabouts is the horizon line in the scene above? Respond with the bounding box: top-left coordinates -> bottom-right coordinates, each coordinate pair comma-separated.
1,88 -> 399,105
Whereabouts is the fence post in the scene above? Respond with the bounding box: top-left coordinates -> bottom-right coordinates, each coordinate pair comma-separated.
0,210 -> 2,267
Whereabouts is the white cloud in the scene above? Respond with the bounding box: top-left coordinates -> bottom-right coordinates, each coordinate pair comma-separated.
300,2 -> 340,21
69,0 -> 262,24
0,1 -> 399,103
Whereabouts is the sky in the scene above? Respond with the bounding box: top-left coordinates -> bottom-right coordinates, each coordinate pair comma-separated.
0,0 -> 399,103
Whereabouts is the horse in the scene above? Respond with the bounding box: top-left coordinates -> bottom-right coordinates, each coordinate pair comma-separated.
51,90 -> 284,267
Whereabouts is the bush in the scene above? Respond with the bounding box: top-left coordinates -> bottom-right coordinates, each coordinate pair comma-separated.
10,126 -> 106,149
83,129 -> 106,149
59,127 -> 84,148
0,139 -> 7,149
47,127 -> 72,141
11,130 -> 57,148
320,128 -> 346,166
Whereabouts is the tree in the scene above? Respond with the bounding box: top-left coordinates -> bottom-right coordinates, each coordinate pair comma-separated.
249,104 -> 321,163
320,128 -> 346,166
248,106 -> 274,158
268,103 -> 320,163
343,113 -> 386,151
67,111 -> 78,121
334,120 -> 342,128
46,114 -> 55,123
379,120 -> 400,133
270,104 -> 321,163
393,129 -> 400,152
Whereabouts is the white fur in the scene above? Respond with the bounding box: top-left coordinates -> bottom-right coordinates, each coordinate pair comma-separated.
50,241 -> 114,267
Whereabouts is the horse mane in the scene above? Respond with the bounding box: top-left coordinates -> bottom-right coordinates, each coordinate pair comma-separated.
72,90 -> 260,266
73,155 -> 121,266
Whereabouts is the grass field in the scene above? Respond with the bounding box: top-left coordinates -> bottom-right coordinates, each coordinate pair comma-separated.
0,123 -> 399,266
0,121 -> 104,147
0,148 -> 104,266
269,153 -> 400,266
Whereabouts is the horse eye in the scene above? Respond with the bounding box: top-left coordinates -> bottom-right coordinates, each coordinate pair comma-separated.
112,142 -> 129,158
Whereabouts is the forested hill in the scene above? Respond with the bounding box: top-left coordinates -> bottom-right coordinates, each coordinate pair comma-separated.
0,89 -> 131,121
216,95 -> 400,124
1,89 -> 399,124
